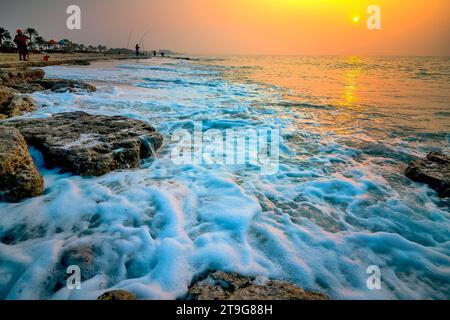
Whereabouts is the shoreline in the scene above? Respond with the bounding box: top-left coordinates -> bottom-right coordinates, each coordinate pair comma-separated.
0,52 -> 153,118
1,54 -> 447,300
0,52 -> 152,70
0,52 -> 196,70
0,52 -> 331,301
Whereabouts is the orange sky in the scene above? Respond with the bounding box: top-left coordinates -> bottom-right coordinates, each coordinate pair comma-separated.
1,0 -> 449,55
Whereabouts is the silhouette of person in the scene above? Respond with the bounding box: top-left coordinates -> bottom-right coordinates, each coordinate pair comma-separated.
13,30 -> 30,61
135,44 -> 140,57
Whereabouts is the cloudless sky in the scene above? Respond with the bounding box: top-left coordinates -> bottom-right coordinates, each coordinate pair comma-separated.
1,0 -> 449,55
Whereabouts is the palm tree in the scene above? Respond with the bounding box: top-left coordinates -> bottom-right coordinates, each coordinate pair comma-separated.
3,40 -> 14,48
34,36 -> 46,51
25,27 -> 39,47
88,45 -> 95,52
59,39 -> 72,51
0,27 -> 11,47
67,40 -> 74,52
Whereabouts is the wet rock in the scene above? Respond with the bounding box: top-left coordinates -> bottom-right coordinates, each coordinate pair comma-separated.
406,152 -> 450,197
3,112 -> 163,176
1,68 -> 95,93
7,83 -> 45,94
0,69 -> 45,87
0,126 -> 44,202
5,95 -> 36,118
71,60 -> 91,66
186,271 -> 329,300
60,245 -> 94,279
32,78 -> 96,93
0,85 -> 16,106
0,86 -> 36,118
97,290 -> 137,300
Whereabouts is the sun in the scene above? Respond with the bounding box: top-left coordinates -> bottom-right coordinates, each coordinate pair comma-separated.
353,16 -> 360,23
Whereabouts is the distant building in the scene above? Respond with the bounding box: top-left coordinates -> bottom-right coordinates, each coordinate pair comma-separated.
44,39 -> 60,51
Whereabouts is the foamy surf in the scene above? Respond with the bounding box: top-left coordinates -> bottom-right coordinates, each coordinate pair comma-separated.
0,57 -> 449,300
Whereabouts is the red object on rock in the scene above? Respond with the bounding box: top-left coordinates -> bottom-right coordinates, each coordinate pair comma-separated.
43,55 -> 50,61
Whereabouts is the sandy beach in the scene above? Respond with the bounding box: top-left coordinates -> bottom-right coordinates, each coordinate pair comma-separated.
0,52 -> 150,69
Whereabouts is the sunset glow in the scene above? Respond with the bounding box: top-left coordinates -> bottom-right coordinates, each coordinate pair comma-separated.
0,0 -> 449,304
1,0 -> 449,55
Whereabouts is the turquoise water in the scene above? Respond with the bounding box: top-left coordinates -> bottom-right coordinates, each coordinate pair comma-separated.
0,56 -> 449,299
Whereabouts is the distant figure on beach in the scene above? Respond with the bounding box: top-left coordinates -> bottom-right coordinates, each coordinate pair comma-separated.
135,43 -> 140,56
13,29 -> 30,61
153,50 -> 157,57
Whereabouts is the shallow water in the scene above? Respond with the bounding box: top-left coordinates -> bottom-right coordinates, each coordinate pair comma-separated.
0,56 -> 449,300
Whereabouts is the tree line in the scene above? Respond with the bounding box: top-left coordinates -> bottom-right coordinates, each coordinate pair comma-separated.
0,27 -> 107,52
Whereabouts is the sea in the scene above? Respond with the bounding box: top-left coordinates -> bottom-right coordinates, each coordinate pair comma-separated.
0,55 -> 449,299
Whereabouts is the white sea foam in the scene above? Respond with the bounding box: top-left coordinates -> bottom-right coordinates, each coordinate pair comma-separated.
0,57 -> 449,300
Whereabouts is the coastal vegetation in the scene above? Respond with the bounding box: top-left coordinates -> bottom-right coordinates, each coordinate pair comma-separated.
0,27 -> 107,53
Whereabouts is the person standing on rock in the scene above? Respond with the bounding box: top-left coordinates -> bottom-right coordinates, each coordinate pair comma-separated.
13,29 -> 30,61
135,43 -> 140,57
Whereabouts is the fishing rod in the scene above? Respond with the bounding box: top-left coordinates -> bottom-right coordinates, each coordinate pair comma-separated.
138,29 -> 151,46
126,29 -> 133,49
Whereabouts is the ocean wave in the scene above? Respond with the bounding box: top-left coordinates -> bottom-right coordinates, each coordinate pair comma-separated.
1,56 -> 449,300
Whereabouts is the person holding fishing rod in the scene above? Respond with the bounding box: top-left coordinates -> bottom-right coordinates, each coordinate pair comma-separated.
135,43 -> 140,56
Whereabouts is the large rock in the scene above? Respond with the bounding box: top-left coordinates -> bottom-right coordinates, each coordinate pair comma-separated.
1,68 -> 96,93
3,112 -> 163,176
8,79 -> 96,94
0,126 -> 44,202
186,272 -> 329,300
406,152 -> 450,197
0,69 -> 46,87
97,290 -> 137,300
32,78 -> 96,93
0,86 -> 36,118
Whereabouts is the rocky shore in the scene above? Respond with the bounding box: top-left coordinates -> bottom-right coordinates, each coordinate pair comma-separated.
0,57 -> 163,202
1,54 -> 448,301
0,53 -> 150,69
406,152 -> 450,197
185,271 -> 329,300
0,126 -> 44,202
0,111 -> 163,201
4,112 -> 163,176
96,271 -> 329,301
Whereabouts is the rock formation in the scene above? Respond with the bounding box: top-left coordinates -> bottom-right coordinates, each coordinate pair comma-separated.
406,152 -> 450,197
97,290 -> 137,300
0,86 -> 36,119
1,68 -> 96,94
3,112 -> 163,176
32,78 -> 96,93
0,126 -> 44,202
186,271 -> 329,300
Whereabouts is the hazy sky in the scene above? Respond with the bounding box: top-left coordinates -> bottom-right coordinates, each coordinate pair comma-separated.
1,0 -> 449,55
